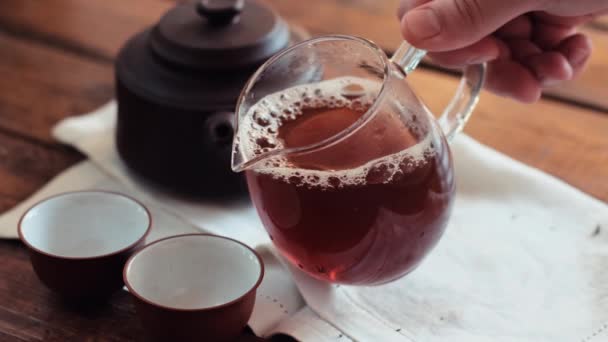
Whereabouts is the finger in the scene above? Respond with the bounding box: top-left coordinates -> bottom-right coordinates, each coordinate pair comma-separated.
504,39 -> 542,61
494,38 -> 512,60
495,15 -> 533,39
485,60 -> 542,103
400,0 -> 539,51
556,33 -> 593,77
397,0 -> 430,19
427,36 -> 501,67
523,52 -> 573,86
532,19 -> 577,49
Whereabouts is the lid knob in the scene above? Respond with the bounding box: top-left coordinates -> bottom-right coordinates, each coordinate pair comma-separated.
196,0 -> 245,26
149,0 -> 291,70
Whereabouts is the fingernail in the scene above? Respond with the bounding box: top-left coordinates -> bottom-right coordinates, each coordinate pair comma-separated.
539,66 -> 573,86
467,53 -> 498,65
540,77 -> 560,87
404,8 -> 442,41
569,48 -> 589,67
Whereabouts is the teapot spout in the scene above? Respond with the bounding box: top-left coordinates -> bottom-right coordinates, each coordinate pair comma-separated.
231,139 -> 253,173
231,137 -> 283,173
231,144 -> 254,173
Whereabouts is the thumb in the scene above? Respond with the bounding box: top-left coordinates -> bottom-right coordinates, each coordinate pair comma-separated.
401,0 -> 538,51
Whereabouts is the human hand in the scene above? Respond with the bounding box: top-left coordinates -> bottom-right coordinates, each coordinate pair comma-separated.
398,0 -> 608,102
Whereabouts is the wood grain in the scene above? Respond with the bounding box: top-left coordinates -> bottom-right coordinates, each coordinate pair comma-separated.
0,239 -> 144,341
267,0 -> 608,112
0,31 -> 113,144
267,0 -> 403,51
0,0 -> 173,61
408,69 -> 608,202
0,132 -> 82,214
0,1 -> 606,341
0,35 -> 604,204
0,0 -> 605,111
0,331 -> 25,342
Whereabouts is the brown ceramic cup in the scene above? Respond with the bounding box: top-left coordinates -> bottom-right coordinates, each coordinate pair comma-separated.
18,191 -> 151,300
123,234 -> 264,342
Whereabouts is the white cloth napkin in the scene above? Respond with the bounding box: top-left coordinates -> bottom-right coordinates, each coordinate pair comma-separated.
1,101 -> 607,341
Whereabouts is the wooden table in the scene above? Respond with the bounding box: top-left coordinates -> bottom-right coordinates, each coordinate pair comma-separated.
0,1 -> 606,340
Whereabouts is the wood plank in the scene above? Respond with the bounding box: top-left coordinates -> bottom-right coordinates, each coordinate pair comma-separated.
267,0 -> 403,52
0,31 -> 113,144
0,240 -> 142,341
0,132 -> 82,214
0,0 -> 605,111
0,0 -> 399,59
421,26 -> 608,113
407,68 -> 608,202
0,331 -> 28,342
0,0 -> 173,61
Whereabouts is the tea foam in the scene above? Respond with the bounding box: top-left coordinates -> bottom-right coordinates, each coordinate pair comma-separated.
237,77 -> 435,188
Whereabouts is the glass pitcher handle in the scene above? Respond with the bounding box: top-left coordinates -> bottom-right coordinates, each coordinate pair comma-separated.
391,41 -> 486,142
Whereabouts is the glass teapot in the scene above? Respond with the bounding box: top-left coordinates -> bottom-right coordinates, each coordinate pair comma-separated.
231,36 -> 485,285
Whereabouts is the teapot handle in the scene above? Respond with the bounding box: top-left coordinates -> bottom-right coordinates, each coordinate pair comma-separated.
391,41 -> 486,142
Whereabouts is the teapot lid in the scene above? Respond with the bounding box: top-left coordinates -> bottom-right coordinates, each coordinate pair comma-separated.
150,0 -> 290,70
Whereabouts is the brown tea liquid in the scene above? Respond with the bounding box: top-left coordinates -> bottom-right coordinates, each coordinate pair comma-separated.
242,78 -> 454,285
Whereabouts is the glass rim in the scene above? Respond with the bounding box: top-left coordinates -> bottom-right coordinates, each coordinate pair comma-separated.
233,34 -> 392,172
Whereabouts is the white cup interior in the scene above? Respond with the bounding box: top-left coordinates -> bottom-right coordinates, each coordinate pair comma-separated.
20,192 -> 150,258
125,235 -> 263,310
